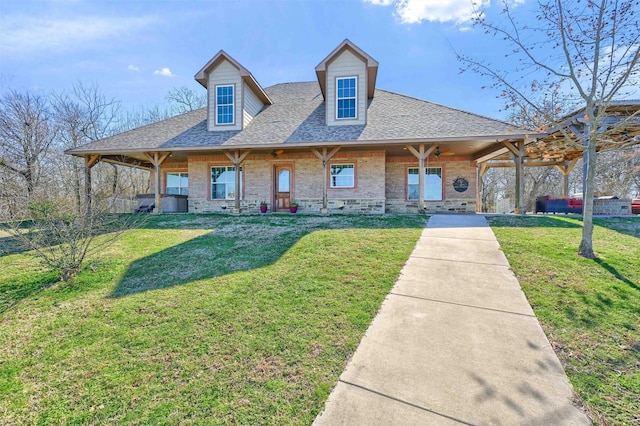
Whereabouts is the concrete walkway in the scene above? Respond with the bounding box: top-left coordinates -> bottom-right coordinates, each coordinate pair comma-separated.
314,214 -> 589,425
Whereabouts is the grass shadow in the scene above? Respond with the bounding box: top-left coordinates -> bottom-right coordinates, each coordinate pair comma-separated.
592,258 -> 639,291
111,214 -> 427,297
594,216 -> 640,239
486,215 -> 583,229
0,270 -> 59,315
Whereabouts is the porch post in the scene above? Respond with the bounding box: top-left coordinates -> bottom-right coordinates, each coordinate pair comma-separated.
84,154 -> 100,214
154,152 -> 162,214
405,143 -> 438,213
311,147 -> 341,214
476,162 -> 488,213
143,152 -> 171,214
418,144 -> 425,212
322,149 -> 328,211
224,150 -> 251,214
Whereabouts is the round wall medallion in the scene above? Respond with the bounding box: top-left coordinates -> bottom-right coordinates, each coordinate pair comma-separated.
453,177 -> 469,193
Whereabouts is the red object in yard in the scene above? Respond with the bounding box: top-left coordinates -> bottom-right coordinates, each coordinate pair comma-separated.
568,198 -> 583,209
632,198 -> 640,215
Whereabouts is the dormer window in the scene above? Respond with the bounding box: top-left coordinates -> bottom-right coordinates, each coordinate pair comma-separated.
215,84 -> 234,125
336,77 -> 357,119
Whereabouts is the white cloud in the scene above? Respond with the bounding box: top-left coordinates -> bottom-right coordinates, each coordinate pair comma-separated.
364,0 -> 490,24
128,65 -> 140,71
153,67 -> 176,77
2,15 -> 156,54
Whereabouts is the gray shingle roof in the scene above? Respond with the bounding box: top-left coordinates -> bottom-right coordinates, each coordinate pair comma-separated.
69,82 -> 521,154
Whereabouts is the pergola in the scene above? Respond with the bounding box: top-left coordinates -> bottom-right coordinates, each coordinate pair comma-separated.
475,101 -> 640,213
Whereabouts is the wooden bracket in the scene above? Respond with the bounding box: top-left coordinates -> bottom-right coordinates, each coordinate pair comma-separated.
224,149 -> 251,165
85,154 -> 100,168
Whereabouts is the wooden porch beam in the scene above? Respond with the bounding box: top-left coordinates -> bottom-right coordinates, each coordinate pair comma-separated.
85,154 -> 100,169
143,151 -> 171,167
223,150 -> 251,213
501,141 -> 520,156
479,162 -> 489,177
404,143 -> 439,160
153,152 -> 162,214
223,149 -> 251,165
311,146 -> 341,212
142,152 -> 171,214
405,143 -> 438,212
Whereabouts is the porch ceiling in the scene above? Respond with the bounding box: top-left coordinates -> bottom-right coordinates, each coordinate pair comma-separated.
88,138 -> 521,168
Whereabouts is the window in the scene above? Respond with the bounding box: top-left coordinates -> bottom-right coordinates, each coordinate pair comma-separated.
336,77 -> 357,119
407,167 -> 443,201
166,172 -> 188,195
330,163 -> 355,188
211,166 -> 242,199
215,85 -> 234,125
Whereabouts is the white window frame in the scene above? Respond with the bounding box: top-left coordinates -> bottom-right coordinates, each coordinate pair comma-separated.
211,166 -> 242,200
335,76 -> 357,120
407,167 -> 443,201
329,163 -> 355,188
166,172 -> 188,195
215,84 -> 234,125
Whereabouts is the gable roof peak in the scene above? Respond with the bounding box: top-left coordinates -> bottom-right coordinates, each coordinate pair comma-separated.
315,39 -> 379,99
194,50 -> 272,105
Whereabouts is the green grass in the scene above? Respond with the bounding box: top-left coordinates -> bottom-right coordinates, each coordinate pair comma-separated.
487,215 -> 640,425
0,214 -> 426,425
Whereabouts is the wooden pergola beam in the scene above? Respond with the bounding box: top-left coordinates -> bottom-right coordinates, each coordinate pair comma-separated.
554,158 -> 579,198
485,161 -> 565,168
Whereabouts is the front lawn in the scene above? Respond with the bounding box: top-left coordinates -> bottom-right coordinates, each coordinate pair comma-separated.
0,214 -> 426,425
487,215 -> 640,425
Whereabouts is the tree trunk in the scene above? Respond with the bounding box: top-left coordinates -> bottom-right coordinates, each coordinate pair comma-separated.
579,141 -> 597,258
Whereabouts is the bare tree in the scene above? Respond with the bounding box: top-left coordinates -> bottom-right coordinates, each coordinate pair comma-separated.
0,90 -> 56,206
460,0 -> 640,257
166,86 -> 206,113
596,145 -> 640,197
6,197 -> 146,281
54,82 -> 131,212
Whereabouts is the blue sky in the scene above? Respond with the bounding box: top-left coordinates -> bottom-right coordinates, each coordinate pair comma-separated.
1,0 -> 535,120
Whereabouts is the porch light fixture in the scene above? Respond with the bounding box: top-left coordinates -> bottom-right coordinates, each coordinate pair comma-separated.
434,147 -> 441,157
271,150 -> 278,158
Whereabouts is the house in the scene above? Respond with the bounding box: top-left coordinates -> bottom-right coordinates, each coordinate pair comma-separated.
67,39 -> 536,214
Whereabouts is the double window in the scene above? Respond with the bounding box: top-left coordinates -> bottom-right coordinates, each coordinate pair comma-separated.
336,77 -> 357,119
215,85 -> 234,125
166,172 -> 188,195
330,163 -> 355,188
408,167 -> 443,201
211,166 -> 242,199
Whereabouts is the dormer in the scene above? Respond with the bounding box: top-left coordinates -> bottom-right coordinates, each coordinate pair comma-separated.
195,51 -> 272,132
315,39 -> 379,127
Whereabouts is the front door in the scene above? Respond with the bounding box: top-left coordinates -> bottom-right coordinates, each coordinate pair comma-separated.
275,166 -> 291,212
